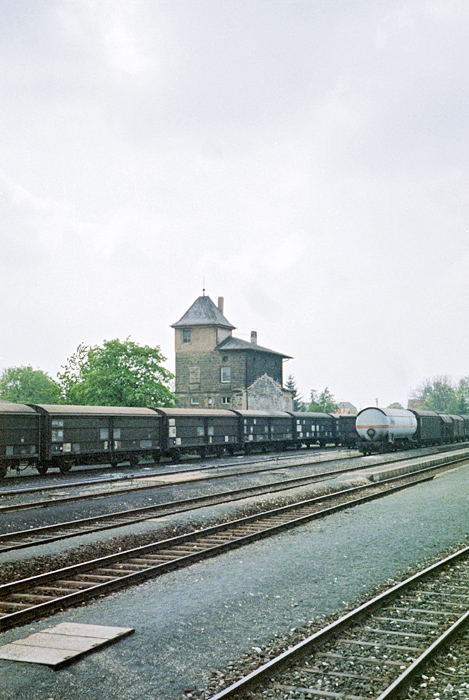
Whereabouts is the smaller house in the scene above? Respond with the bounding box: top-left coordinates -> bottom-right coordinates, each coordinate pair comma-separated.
336,402 -> 357,415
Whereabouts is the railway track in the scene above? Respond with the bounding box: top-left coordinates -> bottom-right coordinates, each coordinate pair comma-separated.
0,458 -> 464,633
0,447 -> 352,489
204,544 -> 469,700
1,449 -> 467,554
0,444 -> 462,518
0,450 -> 358,512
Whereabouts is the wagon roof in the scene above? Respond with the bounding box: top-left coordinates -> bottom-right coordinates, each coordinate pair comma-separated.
152,407 -> 236,418
232,410 -> 291,418
31,405 -> 158,416
289,411 -> 334,419
0,401 -> 37,414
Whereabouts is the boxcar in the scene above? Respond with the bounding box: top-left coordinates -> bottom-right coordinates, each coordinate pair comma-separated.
438,413 -> 454,443
233,410 -> 294,452
410,409 -> 443,446
460,415 -> 469,440
153,407 -> 239,460
335,414 -> 358,448
32,405 -> 162,473
289,412 -> 337,448
448,414 -> 464,440
0,402 -> 41,477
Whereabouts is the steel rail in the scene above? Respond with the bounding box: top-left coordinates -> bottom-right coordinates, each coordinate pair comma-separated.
0,458 -> 465,632
206,545 -> 469,699
2,445 -> 466,515
0,449 -> 355,497
0,453 -> 360,512
0,450 -> 467,553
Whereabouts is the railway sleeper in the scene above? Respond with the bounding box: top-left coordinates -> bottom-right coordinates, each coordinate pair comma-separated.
272,682 -> 365,699
103,564 -> 146,573
297,666 -> 392,683
372,615 -> 439,627
9,593 -> 56,603
127,557 -> 175,565
0,601 -> 32,612
316,652 -> 404,667
97,570 -> 140,578
392,606 -> 454,616
416,590 -> 469,599
73,573 -> 118,582
121,559 -> 167,567
341,639 -> 420,652
403,596 -> 467,607
34,586 -> 83,595
157,547 -> 204,555
140,552 -> 181,561
53,579 -> 98,589
189,538 -> 229,546
93,567 -> 142,576
361,627 -> 428,639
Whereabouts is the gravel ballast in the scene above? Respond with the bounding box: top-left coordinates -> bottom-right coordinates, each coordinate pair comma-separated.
0,464 -> 467,700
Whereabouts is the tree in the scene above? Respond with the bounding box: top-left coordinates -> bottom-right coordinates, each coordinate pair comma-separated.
410,375 -> 458,413
455,376 -> 469,414
387,402 -> 404,409
0,366 -> 62,404
285,374 -> 305,411
58,338 -> 175,407
308,387 -> 338,413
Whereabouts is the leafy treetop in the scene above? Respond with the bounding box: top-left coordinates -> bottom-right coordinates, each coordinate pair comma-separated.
57,338 -> 175,407
0,366 -> 62,404
410,374 -> 469,414
307,387 -> 338,414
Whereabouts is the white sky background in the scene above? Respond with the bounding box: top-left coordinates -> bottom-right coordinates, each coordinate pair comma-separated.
0,0 -> 468,410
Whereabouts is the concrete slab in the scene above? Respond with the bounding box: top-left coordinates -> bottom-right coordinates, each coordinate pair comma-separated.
0,622 -> 134,669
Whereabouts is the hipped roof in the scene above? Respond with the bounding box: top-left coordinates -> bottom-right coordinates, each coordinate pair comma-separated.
171,295 -> 235,330
216,336 -> 291,358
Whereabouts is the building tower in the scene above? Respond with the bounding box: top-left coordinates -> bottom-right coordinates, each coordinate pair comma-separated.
172,294 -> 292,410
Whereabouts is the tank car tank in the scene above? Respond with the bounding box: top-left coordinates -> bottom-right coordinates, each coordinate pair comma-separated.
356,407 -> 417,454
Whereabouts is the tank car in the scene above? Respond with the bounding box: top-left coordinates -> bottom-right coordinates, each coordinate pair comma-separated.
356,407 -> 418,454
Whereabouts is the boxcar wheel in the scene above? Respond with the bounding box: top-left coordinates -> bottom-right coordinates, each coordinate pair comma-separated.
36,464 -> 48,475
0,464 -> 7,478
59,460 -> 73,474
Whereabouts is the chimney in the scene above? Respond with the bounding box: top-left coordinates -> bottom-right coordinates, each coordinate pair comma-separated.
250,331 -> 257,345
218,297 -> 224,314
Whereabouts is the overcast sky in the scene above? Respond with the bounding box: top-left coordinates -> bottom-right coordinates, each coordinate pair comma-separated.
1,0 -> 468,410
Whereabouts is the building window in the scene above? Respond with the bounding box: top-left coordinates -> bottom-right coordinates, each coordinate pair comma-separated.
189,367 -> 200,383
190,396 -> 200,405
183,329 -> 191,343
220,366 -> 231,383
221,396 -> 231,404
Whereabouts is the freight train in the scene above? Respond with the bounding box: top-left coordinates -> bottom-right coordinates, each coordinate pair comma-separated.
0,402 -> 358,478
356,407 -> 469,454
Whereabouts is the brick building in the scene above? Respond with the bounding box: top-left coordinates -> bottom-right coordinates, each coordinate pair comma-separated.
172,294 -> 292,410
